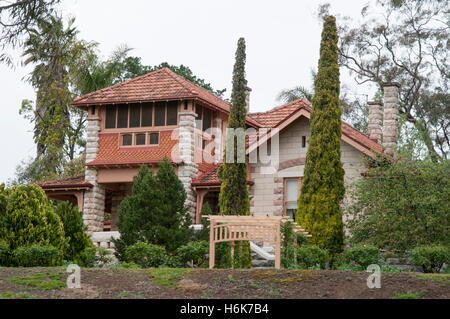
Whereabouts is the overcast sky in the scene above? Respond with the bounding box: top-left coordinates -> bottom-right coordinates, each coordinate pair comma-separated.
0,0 -> 375,183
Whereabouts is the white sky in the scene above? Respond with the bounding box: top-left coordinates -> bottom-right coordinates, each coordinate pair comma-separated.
0,0 -> 375,183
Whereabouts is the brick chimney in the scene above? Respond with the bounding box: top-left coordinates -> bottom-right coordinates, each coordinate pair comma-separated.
382,82 -> 400,155
245,86 -> 252,112
367,101 -> 383,142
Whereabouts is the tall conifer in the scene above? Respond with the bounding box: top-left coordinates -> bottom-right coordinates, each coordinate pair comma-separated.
217,38 -> 251,268
297,16 -> 345,255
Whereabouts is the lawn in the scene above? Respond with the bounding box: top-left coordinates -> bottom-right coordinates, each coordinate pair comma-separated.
0,267 -> 448,299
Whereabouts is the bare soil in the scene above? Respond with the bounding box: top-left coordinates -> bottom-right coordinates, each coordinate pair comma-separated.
0,267 -> 448,299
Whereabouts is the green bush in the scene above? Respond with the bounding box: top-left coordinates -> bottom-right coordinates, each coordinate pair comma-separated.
54,201 -> 94,266
80,246 -> 113,268
281,222 -> 296,268
347,159 -> 449,252
296,246 -> 328,269
124,242 -> 168,268
193,203 -> 211,242
11,245 -> 63,267
176,241 -> 208,268
0,185 -> 66,252
0,241 -> 10,266
409,246 -> 450,273
344,245 -> 380,270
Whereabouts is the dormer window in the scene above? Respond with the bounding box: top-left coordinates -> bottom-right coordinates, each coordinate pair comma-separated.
104,101 -> 179,129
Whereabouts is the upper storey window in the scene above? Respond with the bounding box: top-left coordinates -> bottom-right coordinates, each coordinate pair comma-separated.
104,101 -> 179,129
195,105 -> 213,132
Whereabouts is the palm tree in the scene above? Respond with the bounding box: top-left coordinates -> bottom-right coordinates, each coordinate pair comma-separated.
276,85 -> 314,103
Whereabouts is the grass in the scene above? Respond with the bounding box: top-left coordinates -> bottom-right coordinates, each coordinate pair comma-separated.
248,280 -> 258,289
392,291 -> 425,299
0,291 -> 31,299
414,273 -> 450,286
6,272 -> 66,290
148,268 -> 191,288
117,290 -> 143,299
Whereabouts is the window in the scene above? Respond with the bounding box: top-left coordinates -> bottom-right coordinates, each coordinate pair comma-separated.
203,107 -> 211,132
195,104 -> 213,131
129,103 -> 141,127
149,132 -> 159,145
142,103 -> 153,127
166,101 -> 178,125
91,106 -> 96,115
195,105 -> 202,130
302,136 -> 306,148
122,134 -> 132,146
284,178 -> 302,220
136,133 -> 146,145
105,105 -> 116,129
154,102 -> 166,126
117,104 -> 128,128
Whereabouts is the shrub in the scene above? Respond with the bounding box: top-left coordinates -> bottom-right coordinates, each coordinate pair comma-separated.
54,201 -> 94,266
113,161 -> 192,260
296,246 -> 328,269
0,185 -> 66,252
124,242 -> 168,268
176,241 -> 208,268
11,245 -> 63,267
347,159 -> 449,252
80,246 -> 113,268
281,221 -> 296,268
344,245 -> 380,270
0,241 -> 10,266
409,246 -> 450,273
192,203 -> 211,242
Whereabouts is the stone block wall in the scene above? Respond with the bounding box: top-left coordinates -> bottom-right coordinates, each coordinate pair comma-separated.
249,116 -> 365,223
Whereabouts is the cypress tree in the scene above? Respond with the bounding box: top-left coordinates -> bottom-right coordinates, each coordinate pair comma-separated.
297,16 -> 345,256
217,37 -> 251,269
113,159 -> 192,260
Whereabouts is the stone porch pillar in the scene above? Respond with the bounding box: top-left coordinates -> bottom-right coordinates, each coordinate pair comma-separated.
178,111 -> 198,221
83,116 -> 105,235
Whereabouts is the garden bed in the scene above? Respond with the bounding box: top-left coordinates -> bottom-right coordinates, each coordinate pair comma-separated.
0,267 -> 448,299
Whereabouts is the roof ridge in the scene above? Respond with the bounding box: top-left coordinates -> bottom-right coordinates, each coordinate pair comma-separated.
162,68 -> 200,96
248,98 -> 308,116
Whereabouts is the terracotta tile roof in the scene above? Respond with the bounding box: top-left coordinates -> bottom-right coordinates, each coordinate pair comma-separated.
248,98 -> 384,154
192,163 -> 254,187
248,99 -> 312,128
72,67 -> 260,127
86,130 -> 180,167
192,163 -> 221,186
35,175 -> 92,190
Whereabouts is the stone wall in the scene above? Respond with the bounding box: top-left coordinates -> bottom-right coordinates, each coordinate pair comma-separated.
83,116 -> 105,235
249,116 -> 365,222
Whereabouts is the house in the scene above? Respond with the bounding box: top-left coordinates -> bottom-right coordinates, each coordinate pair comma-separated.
37,67 -> 399,243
